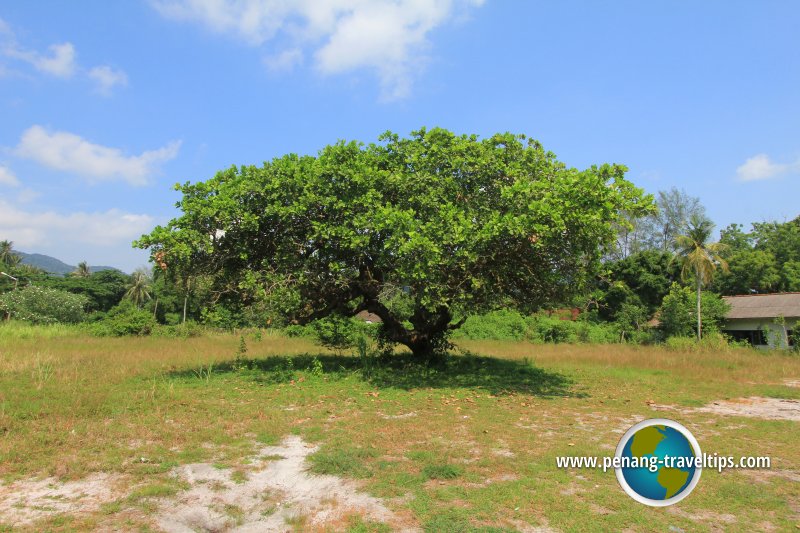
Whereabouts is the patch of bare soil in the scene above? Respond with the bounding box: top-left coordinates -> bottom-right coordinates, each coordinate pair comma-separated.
0,472 -> 124,527
667,506 -> 737,528
694,397 -> 800,422
650,397 -> 800,422
156,435 -> 415,532
783,379 -> 800,388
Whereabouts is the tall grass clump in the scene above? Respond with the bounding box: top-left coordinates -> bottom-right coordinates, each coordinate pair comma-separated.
664,332 -> 737,352
0,320 -> 84,340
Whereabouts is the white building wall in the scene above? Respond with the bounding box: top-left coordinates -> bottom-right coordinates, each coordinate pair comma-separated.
723,318 -> 798,349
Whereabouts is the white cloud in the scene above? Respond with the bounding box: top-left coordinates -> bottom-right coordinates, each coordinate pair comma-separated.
0,164 -> 20,187
89,65 -> 129,95
4,41 -> 77,78
151,0 -> 483,100
15,126 -> 181,186
1,18 -> 127,92
736,153 -> 799,182
0,199 -> 155,268
0,200 -> 154,247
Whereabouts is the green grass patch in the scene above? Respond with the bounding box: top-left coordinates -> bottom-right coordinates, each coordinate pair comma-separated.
422,464 -> 463,480
309,445 -> 379,479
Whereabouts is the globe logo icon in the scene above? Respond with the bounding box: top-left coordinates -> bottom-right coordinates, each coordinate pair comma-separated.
615,419 -> 702,506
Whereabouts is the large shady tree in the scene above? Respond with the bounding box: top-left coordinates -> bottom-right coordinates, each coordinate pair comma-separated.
136,128 -> 652,359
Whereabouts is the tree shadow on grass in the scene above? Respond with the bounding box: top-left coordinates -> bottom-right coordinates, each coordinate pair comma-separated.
169,350 -> 581,398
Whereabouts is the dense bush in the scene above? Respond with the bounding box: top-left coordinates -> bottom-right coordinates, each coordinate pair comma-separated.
455,310 -> 529,340
0,285 -> 88,324
200,305 -> 245,330
453,310 -> 621,344
88,301 -> 157,336
284,316 -> 378,351
526,315 -> 619,344
151,322 -> 205,338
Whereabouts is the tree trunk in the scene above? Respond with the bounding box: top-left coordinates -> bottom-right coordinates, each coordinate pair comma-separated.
696,272 -> 702,341
356,300 -> 455,363
182,292 -> 188,324
153,296 -> 159,320
406,335 -> 445,363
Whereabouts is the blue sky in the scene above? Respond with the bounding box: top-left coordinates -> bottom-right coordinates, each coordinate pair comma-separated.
1,0 -> 798,272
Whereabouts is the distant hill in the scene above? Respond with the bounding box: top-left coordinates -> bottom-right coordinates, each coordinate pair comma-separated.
17,252 -> 122,276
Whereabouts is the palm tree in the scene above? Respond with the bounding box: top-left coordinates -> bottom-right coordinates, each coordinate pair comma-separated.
0,240 -> 21,267
125,269 -> 152,309
673,215 -> 728,340
71,261 -> 91,278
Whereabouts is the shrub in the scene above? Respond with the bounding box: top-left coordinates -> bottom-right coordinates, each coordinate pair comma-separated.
200,305 -> 243,330
313,314 -> 359,354
283,316 -> 377,350
89,301 -> 157,336
574,320 -> 619,344
0,285 -> 88,324
453,310 -> 621,344
151,321 -> 204,338
658,283 -> 730,338
283,323 -> 315,338
526,315 -> 578,343
454,309 -> 528,340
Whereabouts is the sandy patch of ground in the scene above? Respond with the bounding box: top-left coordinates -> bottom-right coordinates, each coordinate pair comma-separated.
156,435 -> 415,532
0,436 -> 414,531
694,397 -> 800,422
380,411 -> 417,420
783,379 -> 800,388
0,472 -> 125,527
650,397 -> 800,422
667,506 -> 736,527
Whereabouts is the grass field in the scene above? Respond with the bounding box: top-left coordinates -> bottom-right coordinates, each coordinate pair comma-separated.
0,325 -> 798,532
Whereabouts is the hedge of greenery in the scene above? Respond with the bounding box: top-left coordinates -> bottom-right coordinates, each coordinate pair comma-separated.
453,310 -> 624,344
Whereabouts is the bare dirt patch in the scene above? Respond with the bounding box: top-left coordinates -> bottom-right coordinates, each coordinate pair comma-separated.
0,436 -> 414,531
694,397 -> 800,422
0,472 -> 125,527
156,435 -> 415,532
666,506 -> 737,526
650,397 -> 800,422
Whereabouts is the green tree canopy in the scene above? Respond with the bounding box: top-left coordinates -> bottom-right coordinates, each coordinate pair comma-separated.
598,249 -> 680,320
40,269 -> 130,313
136,128 -> 652,358
712,218 -> 800,294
